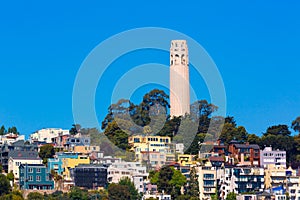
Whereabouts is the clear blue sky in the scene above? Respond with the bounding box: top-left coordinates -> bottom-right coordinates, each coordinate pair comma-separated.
0,1 -> 299,136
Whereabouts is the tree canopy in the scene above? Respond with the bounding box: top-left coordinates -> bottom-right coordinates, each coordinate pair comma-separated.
39,144 -> 55,165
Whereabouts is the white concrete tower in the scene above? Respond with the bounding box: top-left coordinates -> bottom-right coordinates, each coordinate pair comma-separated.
170,40 -> 190,117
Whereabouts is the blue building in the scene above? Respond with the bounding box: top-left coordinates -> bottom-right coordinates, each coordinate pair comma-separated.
48,152 -> 79,176
19,164 -> 54,190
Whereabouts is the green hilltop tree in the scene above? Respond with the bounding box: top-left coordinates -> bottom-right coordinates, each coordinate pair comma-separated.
39,144 -> 55,165
7,126 -> 19,135
0,125 -> 6,135
292,116 -> 300,133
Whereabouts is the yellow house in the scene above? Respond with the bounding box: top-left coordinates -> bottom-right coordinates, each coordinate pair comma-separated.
177,154 -> 197,167
62,155 -> 90,180
128,135 -> 174,162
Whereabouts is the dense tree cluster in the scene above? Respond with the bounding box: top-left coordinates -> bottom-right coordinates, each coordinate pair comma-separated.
100,89 -> 300,167
0,125 -> 19,135
150,165 -> 187,199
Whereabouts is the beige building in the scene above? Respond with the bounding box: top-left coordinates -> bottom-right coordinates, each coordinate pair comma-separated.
170,40 -> 190,117
264,164 -> 299,189
128,135 -> 175,168
69,145 -> 100,154
197,161 -> 217,200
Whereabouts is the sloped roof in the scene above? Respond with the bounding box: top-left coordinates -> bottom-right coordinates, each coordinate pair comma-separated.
9,150 -> 40,159
234,144 -> 260,149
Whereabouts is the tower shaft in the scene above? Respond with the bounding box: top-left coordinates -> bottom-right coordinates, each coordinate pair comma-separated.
170,40 -> 190,117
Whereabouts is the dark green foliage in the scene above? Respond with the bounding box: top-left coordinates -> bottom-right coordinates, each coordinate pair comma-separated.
0,125 -> 19,135
292,117 -> 300,133
1,191 -> 24,200
118,177 -> 139,200
150,166 -> 186,199
104,121 -> 130,150
108,183 -> 131,200
69,124 -> 81,135
7,126 -> 19,135
68,187 -> 88,200
187,167 -> 199,197
0,174 -> 11,196
247,134 -> 261,145
39,144 -> 55,165
226,192 -> 237,200
27,192 -> 44,200
6,171 -> 14,182
219,123 -> 248,145
264,125 -> 291,136
0,125 -> 6,135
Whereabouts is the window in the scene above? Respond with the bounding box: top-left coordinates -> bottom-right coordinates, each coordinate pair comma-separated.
29,176 -> 33,181
28,168 -> 33,173
36,168 -> 41,173
36,176 -> 41,181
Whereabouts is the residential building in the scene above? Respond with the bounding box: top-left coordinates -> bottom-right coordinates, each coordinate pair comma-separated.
141,151 -> 166,169
237,194 -> 258,200
0,133 -> 25,145
197,161 -> 217,200
128,135 -> 175,166
0,140 -> 38,172
107,162 -> 148,192
48,152 -> 79,176
219,166 -> 264,199
177,154 -> 197,167
63,136 -> 90,151
19,164 -> 54,190
69,145 -> 100,154
260,146 -> 286,168
175,143 -> 184,154
90,153 -> 122,165
142,194 -> 171,200
62,155 -> 90,180
8,151 -> 42,182
228,141 -> 260,166
73,164 -> 108,189
30,128 -> 69,144
264,164 -> 298,189
51,132 -> 70,148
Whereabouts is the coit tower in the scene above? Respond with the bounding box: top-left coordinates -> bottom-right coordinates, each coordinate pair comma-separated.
170,40 -> 190,117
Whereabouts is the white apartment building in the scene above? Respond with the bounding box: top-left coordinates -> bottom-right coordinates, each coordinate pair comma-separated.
0,133 -> 25,145
260,146 -> 286,168
107,162 -> 148,193
30,128 -> 69,143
